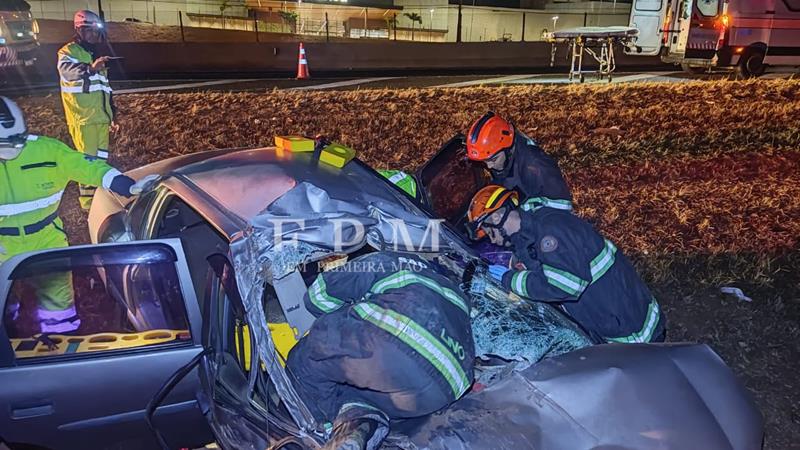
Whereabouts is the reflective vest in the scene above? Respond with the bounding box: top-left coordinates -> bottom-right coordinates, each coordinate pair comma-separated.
57,42 -> 113,127
0,136 -> 118,235
378,169 -> 418,200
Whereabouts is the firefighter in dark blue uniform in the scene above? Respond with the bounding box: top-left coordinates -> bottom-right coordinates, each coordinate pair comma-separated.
466,112 -> 573,211
286,251 -> 475,450
467,185 -> 665,344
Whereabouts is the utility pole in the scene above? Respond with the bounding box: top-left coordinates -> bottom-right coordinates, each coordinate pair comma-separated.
456,0 -> 463,43
97,0 -> 105,20
521,12 -> 525,42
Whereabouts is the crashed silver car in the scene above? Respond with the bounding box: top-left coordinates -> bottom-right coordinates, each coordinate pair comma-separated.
0,143 -> 763,450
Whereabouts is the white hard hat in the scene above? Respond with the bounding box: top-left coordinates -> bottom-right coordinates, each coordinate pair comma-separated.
0,96 -> 26,143
74,9 -> 103,30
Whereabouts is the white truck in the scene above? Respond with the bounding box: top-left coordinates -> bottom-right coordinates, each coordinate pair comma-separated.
0,0 -> 38,70
627,0 -> 800,76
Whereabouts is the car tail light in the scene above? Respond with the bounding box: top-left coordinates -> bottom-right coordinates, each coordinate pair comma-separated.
716,14 -> 730,50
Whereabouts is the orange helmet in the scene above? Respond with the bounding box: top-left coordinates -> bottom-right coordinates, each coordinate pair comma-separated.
467,185 -> 519,239
466,112 -> 514,161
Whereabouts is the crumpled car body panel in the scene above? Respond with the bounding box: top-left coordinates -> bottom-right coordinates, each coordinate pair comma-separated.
391,343 -> 763,450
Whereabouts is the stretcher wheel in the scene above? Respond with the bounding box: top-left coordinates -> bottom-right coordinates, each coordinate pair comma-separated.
579,74 -> 585,83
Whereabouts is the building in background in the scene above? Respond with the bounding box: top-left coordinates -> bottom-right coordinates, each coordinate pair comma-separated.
23,0 -> 631,42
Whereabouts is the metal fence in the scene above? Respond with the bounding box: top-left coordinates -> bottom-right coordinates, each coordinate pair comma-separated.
26,0 -> 632,43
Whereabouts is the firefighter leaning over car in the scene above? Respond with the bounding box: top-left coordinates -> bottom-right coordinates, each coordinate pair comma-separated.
466,112 -> 573,211
58,9 -> 116,210
0,97 -> 138,334
467,185 -> 665,344
286,251 -> 475,450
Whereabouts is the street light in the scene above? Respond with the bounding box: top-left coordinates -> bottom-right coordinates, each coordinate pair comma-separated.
551,15 -> 559,30
430,8 -> 434,42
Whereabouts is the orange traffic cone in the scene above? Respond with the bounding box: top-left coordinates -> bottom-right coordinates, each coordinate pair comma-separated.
296,42 -> 310,79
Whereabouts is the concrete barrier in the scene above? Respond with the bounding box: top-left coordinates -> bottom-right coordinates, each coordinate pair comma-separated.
28,40 -> 666,79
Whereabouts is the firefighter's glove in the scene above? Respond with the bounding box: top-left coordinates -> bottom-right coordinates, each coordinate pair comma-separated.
488,264 -> 509,282
129,174 -> 161,195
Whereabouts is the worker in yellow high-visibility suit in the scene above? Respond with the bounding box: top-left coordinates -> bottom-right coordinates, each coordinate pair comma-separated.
58,9 -> 117,210
0,96 -> 140,334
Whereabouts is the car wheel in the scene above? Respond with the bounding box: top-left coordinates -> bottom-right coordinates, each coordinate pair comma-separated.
737,48 -> 766,78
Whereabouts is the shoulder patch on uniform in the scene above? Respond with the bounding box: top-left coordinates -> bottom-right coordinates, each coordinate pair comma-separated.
540,235 -> 558,253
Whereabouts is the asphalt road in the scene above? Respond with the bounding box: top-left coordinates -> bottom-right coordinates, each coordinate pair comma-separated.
3,70 -> 797,97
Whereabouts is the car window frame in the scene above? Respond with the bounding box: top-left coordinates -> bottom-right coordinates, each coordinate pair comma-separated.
0,239 -> 204,368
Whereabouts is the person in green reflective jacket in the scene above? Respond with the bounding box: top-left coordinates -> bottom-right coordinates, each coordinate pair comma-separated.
58,9 -> 116,210
0,96 -> 139,334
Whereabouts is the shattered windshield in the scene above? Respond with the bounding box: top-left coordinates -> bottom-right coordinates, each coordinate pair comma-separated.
223,152 -> 590,436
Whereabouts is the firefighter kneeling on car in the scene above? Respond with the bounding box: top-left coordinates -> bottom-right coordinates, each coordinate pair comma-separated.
286,251 -> 475,450
467,185 -> 666,344
0,96 -> 142,334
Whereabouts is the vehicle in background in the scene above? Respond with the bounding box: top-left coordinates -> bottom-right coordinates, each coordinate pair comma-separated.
0,0 -> 39,71
627,0 -> 800,76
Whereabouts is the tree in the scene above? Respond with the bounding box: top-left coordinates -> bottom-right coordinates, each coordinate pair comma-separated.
404,12 -> 422,41
384,14 -> 398,40
278,10 -> 298,33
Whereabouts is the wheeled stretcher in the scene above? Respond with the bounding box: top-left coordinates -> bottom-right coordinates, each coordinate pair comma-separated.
546,26 -> 640,83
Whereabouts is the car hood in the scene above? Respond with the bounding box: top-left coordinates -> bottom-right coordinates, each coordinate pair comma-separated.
392,343 -> 763,450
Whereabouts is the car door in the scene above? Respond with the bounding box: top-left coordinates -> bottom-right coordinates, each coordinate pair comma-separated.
414,134 -> 490,238
627,0 -> 670,55
0,239 -> 213,450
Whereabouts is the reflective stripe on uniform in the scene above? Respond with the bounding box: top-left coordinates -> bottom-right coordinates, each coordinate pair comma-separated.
607,298 -> 661,343
511,270 -> 530,297
37,304 -> 77,320
542,264 -> 588,296
532,239 -> 616,297
0,190 -> 64,217
79,186 -> 97,196
96,150 -> 109,159
521,197 -> 573,212
387,171 -> 408,185
590,239 -> 617,283
88,73 -> 110,83
308,275 -> 343,313
353,302 -> 470,397
101,168 -> 121,190
370,270 -> 469,314
60,84 -> 112,94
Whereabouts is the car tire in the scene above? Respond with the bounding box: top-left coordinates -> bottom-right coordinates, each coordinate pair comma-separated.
737,48 -> 766,78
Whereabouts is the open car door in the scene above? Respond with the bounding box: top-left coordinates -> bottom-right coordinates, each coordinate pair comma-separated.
0,239 -> 212,450
627,0 -> 671,55
415,134 -> 491,239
